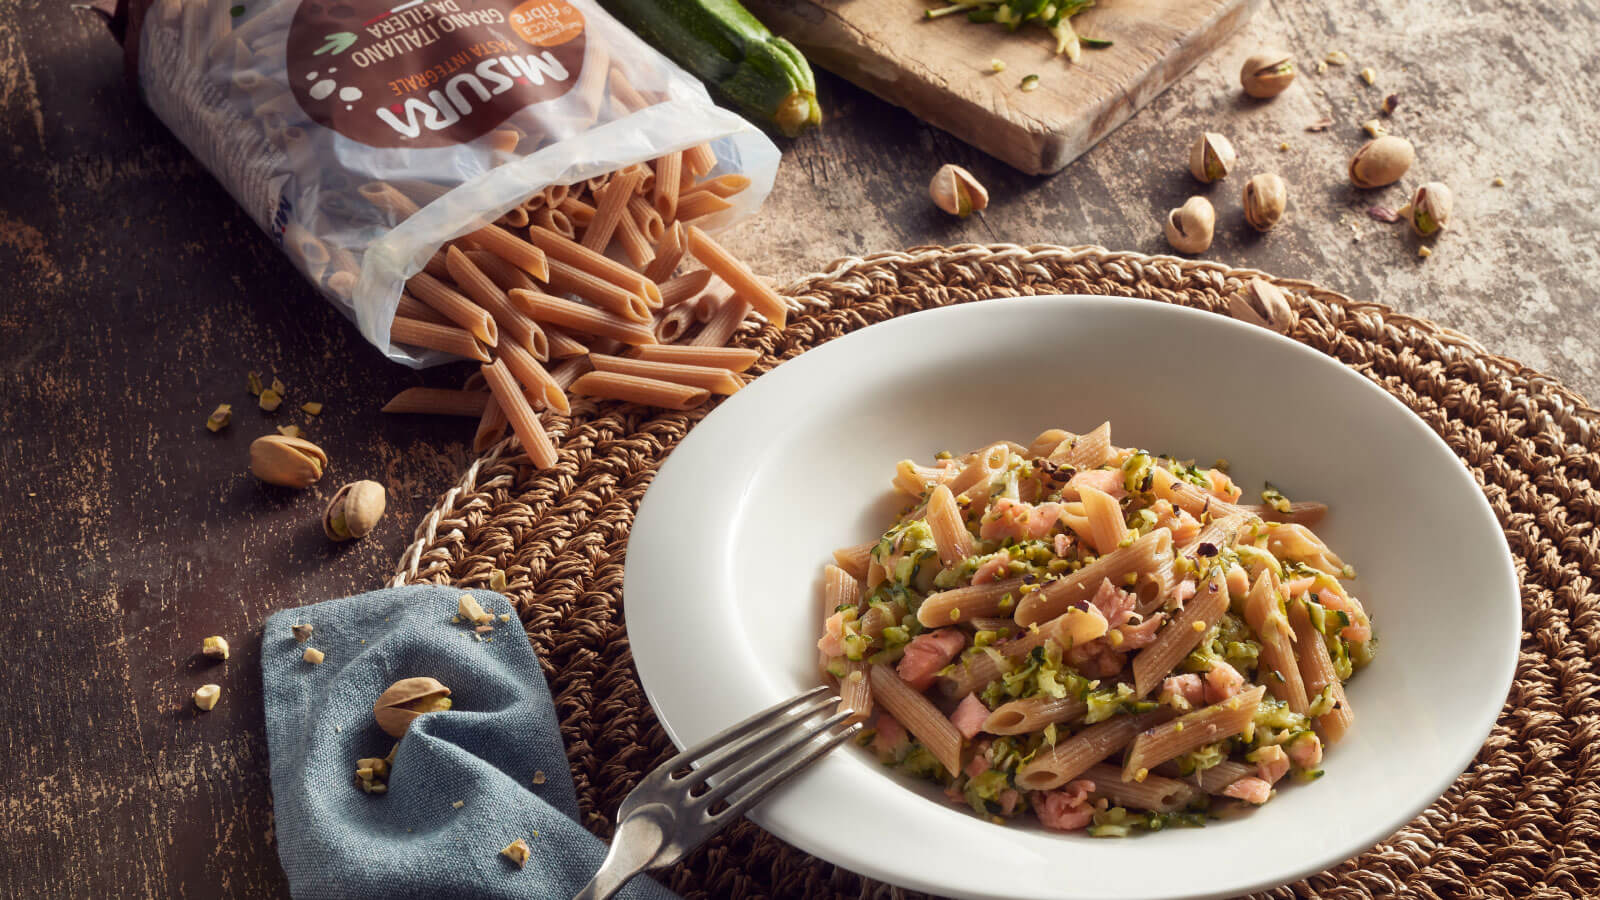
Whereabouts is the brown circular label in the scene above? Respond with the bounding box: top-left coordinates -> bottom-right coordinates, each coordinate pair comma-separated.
286,0 -> 587,149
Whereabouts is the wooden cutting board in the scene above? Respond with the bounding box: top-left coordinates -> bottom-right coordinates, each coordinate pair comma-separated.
744,0 -> 1263,174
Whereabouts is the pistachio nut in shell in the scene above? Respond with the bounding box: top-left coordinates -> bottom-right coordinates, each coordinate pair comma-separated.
1348,135 -> 1415,188
1228,278 -> 1294,333
323,480 -> 387,541
1188,132 -> 1237,183
1240,53 -> 1295,98
373,677 -> 453,738
1164,196 -> 1216,255
1406,182 -> 1452,237
249,434 -> 327,488
928,164 -> 989,217
1243,173 -> 1289,231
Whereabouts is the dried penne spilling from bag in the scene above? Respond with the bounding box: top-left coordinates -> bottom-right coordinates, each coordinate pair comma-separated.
820,424 -> 1377,836
117,0 -> 779,366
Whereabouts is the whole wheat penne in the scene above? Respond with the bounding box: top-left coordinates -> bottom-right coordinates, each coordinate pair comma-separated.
919,577 -> 1027,629
1132,571 -> 1228,697
520,193 -> 547,214
510,289 -> 658,346
626,194 -> 665,243
486,128 -> 520,155
612,204 -> 655,269
543,183 -> 570,207
1244,570 -> 1309,713
548,356 -> 592,391
607,66 -> 649,113
1287,598 -> 1355,743
282,222 -> 330,282
468,223 -> 550,282
983,695 -> 1089,736
588,353 -> 742,395
464,249 -> 537,293
326,270 -> 357,301
396,293 -> 448,325
569,370 -> 708,410
406,271 -> 498,346
694,173 -> 752,198
831,542 -> 874,581
1026,428 -> 1071,458
1015,709 -> 1176,791
544,328 -> 590,359
675,189 -> 734,221
422,248 -> 451,280
1242,501 -> 1329,526
1150,465 -> 1251,520
1155,759 -> 1256,794
1177,510 -> 1252,557
585,172 -> 611,194
444,246 -> 548,360
687,298 -> 751,347
358,182 -> 419,219
582,167 -> 642,253
1079,484 -> 1128,555
824,563 -> 864,612
524,226 -> 662,306
652,152 -> 683,221
1048,422 -> 1113,469
693,280 -> 736,322
836,662 -> 872,725
472,392 -> 508,453
1122,686 -> 1265,782
630,344 -> 759,372
687,226 -> 792,327
497,335 -> 570,414
543,258 -> 652,323
533,207 -> 575,239
926,485 -> 974,567
390,316 -> 490,362
498,206 -> 531,229
869,664 -> 962,777
1017,529 -> 1174,626
683,142 -> 717,178
1082,764 -> 1197,813
631,162 -> 656,197
947,443 -> 1011,496
381,387 -> 489,417
481,360 -> 558,469
643,221 -> 687,284
937,625 -> 1055,700
653,304 -> 697,343
658,269 -> 714,308
558,195 -> 596,227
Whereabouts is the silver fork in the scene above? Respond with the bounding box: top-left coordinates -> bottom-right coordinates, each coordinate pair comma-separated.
571,685 -> 861,900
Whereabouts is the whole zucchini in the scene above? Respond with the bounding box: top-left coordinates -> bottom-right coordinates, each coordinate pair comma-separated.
600,0 -> 822,137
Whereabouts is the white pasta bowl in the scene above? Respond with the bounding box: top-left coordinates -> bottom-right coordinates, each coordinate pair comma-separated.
626,295 -> 1519,900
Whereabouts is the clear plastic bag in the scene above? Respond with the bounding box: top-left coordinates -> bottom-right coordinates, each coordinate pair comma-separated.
134,0 -> 778,365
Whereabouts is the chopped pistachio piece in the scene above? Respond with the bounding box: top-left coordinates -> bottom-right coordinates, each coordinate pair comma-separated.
1020,73 -> 1040,92
532,770 -> 546,785
1324,50 -> 1348,66
1278,141 -> 1290,152
303,647 -> 325,664
193,684 -> 222,711
1362,118 -> 1387,138
202,635 -> 230,660
247,371 -> 264,396
1359,67 -> 1376,85
270,377 -> 287,397
258,388 -> 283,412
452,800 -> 465,809
488,569 -> 507,592
1418,246 -> 1432,258
206,403 -> 232,432
277,424 -> 305,439
300,401 -> 323,415
498,613 -> 512,623
1492,176 -> 1506,187
989,58 -> 1006,73
458,593 -> 493,625
292,623 -> 314,643
501,839 -> 530,868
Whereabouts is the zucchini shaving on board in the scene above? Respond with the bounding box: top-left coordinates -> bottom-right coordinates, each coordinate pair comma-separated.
923,1 -> 1108,62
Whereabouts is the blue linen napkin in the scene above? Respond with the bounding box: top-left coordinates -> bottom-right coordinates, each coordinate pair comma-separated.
263,585 -> 678,900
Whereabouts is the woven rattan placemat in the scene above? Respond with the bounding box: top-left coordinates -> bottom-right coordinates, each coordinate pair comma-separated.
392,244 -> 1599,900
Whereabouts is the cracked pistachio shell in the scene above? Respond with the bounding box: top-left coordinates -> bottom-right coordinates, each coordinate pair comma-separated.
249,434 -> 327,488
1349,135 -> 1415,188
374,677 -> 452,738
1243,173 -> 1288,231
1406,182 -> 1452,236
928,164 -> 989,217
1228,278 -> 1294,333
1164,196 -> 1216,255
323,480 -> 387,541
1241,53 -> 1296,98
1189,132 -> 1237,183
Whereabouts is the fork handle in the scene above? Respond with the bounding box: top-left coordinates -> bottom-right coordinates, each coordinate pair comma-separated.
572,810 -> 668,900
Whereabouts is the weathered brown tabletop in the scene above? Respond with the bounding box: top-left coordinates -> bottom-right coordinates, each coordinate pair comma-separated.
2,1 -> 1595,896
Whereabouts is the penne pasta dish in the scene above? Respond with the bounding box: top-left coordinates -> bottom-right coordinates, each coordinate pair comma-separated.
816,422 -> 1376,836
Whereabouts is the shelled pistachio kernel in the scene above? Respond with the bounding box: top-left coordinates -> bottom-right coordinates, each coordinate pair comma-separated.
202,635 -> 230,660
501,839 -> 531,868
303,647 -> 325,665
193,684 -> 222,711
206,404 -> 232,432
292,623 -> 314,643
458,593 -> 493,625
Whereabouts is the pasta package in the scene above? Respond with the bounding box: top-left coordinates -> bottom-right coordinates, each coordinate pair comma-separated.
113,0 -> 779,365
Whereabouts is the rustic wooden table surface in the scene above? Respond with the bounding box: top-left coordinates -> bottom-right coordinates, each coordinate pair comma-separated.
2,0 -> 1595,896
